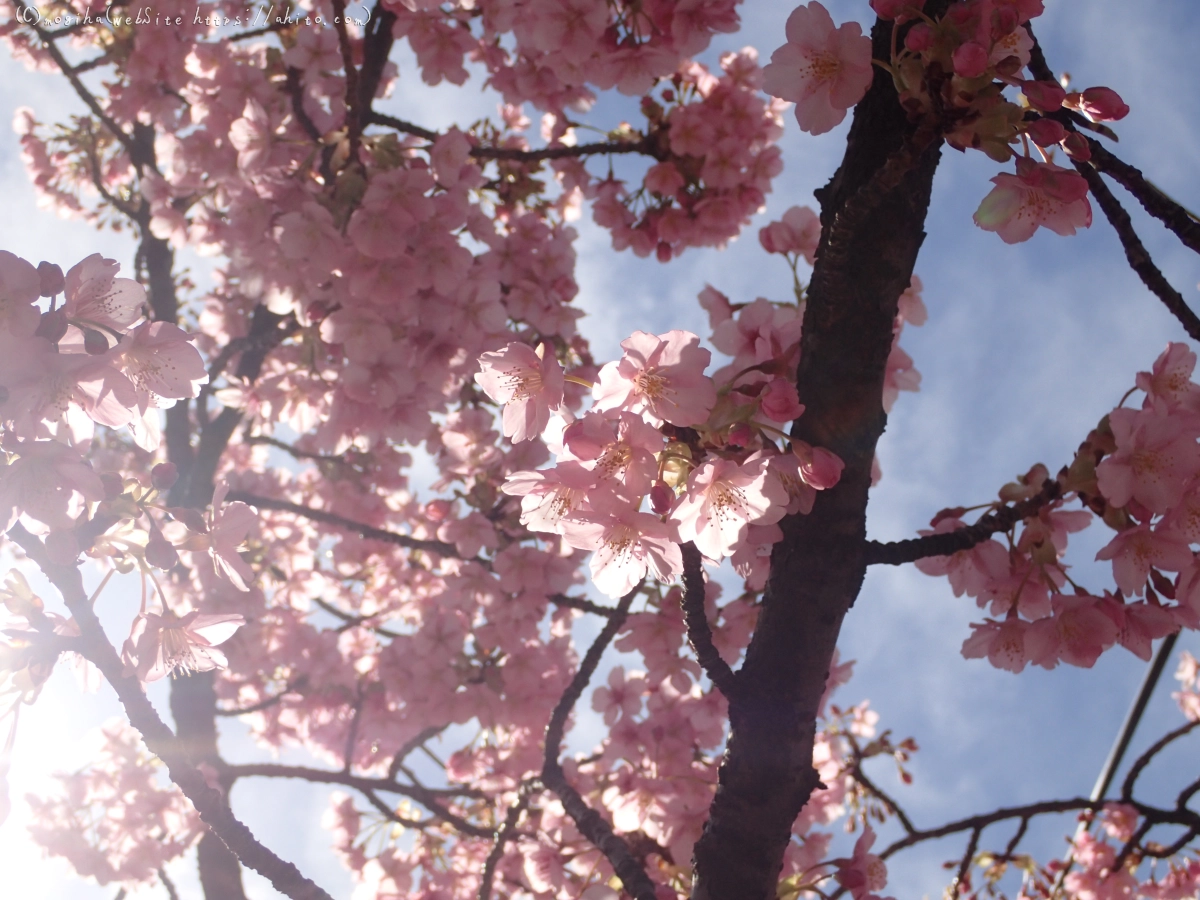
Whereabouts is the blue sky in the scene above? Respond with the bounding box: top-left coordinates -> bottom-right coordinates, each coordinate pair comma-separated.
2,1 -> 1200,897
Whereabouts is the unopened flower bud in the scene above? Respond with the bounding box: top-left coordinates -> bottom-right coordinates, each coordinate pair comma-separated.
1077,86 -> 1129,122
1022,80 -> 1066,113
37,261 -> 64,297
904,23 -> 933,53
656,242 -> 672,263
83,329 -> 110,355
34,309 -> 68,343
100,472 -> 126,500
952,42 -> 990,79
1061,131 -> 1091,160
650,480 -> 674,516
145,531 -> 180,570
1025,118 -> 1066,147
151,462 -> 179,491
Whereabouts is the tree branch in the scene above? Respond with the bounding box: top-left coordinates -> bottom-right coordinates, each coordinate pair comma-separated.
228,491 -> 461,558
364,111 -> 655,163
223,763 -> 491,836
541,587 -> 658,900
478,781 -> 536,900
863,479 -> 1061,566
1025,29 -> 1200,343
678,542 -> 738,698
8,525 -> 334,900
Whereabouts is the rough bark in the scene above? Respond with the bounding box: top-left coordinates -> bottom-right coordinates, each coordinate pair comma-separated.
690,14 -> 946,899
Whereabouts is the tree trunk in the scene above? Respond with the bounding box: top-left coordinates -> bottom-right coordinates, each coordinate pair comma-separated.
690,13 -> 946,899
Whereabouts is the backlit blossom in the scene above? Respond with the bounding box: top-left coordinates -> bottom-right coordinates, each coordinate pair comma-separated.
973,158 -> 1092,243
475,342 -> 564,442
562,498 -> 683,598
207,482 -> 257,592
124,610 -> 245,682
762,2 -> 873,135
834,825 -> 889,900
62,254 -> 146,333
593,330 -> 716,427
672,457 -> 788,559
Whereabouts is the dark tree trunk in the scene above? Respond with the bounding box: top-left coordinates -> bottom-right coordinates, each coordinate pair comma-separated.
690,12 -> 947,899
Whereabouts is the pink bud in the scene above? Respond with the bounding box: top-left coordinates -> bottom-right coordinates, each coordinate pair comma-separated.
726,423 -> 754,447
952,42 -> 990,79
100,472 -> 125,499
34,309 -> 68,343
145,531 -> 180,570
904,23 -> 933,53
425,499 -> 452,522
1025,118 -> 1066,147
759,379 -> 805,423
151,462 -> 179,491
37,261 -> 64,297
649,480 -> 674,516
1078,86 -> 1129,122
1022,80 -> 1066,112
1061,132 -> 1091,161
83,329 -> 109,355
656,241 -> 672,263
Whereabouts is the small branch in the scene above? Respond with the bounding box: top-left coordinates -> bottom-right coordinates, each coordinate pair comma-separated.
387,725 -> 446,781
877,797 -> 1101,861
952,826 -> 981,897
1120,719 -> 1200,802
224,763 -> 491,837
478,781 -> 537,900
312,597 -> 402,638
1087,141 -> 1200,257
541,587 -> 659,900
850,760 -> 916,835
285,67 -> 323,144
548,594 -> 617,617
864,479 -> 1061,566
215,685 -> 301,716
1025,28 -> 1200,342
12,0 -> 152,173
359,788 -> 433,829
228,492 -> 461,558
157,867 -> 180,900
678,542 -> 738,698
329,0 -> 362,160
8,525 -> 334,900
364,111 -> 656,162
1074,163 -> 1200,343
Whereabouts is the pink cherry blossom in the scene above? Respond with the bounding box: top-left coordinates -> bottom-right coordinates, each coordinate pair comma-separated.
1135,342 -> 1200,413
125,610 -> 245,682
759,205 -> 821,263
1025,594 -> 1120,669
62,253 -> 147,333
562,498 -> 684,598
475,342 -> 565,442
834,825 -> 889,900
1096,407 -> 1200,513
762,2 -> 873,136
961,618 -> 1031,673
1094,523 -> 1193,597
206,482 -> 257,592
593,330 -> 716,427
672,457 -> 788,560
973,158 -> 1092,243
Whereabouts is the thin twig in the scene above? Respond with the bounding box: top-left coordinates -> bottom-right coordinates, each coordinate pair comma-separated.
157,867 -> 180,900
224,763 -> 491,837
364,111 -> 655,162
1024,28 -> 1200,342
387,725 -> 446,781
548,594 -> 617,617
540,587 -> 659,900
478,781 -> 537,900
1120,719 -> 1200,802
229,491 -> 461,558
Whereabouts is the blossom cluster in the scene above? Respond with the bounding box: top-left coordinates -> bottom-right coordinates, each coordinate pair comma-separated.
919,343 -> 1200,674
475,210 -> 860,597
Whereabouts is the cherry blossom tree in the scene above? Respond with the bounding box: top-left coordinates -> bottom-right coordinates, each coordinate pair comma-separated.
0,1 -> 1198,899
